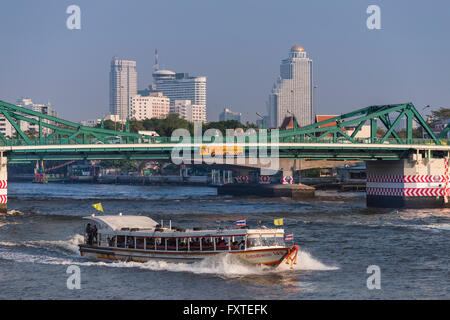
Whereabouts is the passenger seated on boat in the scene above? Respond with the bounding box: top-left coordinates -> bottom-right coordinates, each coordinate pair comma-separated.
146,238 -> 154,248
202,238 -> 213,250
108,236 -> 115,247
231,241 -> 239,250
238,240 -> 245,250
116,236 -> 125,248
190,239 -> 200,250
178,240 -> 187,251
127,237 -> 135,248
216,239 -> 227,250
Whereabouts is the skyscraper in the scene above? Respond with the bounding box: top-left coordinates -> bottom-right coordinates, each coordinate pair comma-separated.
152,70 -> 207,110
268,45 -> 313,128
109,57 -> 137,120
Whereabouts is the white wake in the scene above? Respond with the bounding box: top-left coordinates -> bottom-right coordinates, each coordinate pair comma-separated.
0,235 -> 338,276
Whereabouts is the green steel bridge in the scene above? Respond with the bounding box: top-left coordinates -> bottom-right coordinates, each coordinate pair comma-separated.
0,100 -> 449,164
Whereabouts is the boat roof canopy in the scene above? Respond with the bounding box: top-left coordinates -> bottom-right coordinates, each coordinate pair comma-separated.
83,215 -> 159,231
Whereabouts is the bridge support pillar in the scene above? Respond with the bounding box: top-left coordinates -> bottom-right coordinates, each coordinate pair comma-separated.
366,155 -> 450,208
0,152 -> 7,214
280,159 -> 295,184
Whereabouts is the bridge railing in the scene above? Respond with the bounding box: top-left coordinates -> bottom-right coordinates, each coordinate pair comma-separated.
1,135 -> 448,147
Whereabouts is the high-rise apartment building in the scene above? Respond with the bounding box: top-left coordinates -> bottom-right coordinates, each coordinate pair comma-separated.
267,45 -> 313,128
110,57 -> 137,120
173,100 -> 207,122
152,70 -> 206,108
129,93 -> 170,121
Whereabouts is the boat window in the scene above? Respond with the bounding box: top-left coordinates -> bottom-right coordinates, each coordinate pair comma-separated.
178,238 -> 188,251
107,236 -> 116,247
201,237 -> 213,251
247,236 -> 262,248
190,238 -> 201,251
167,238 -> 177,251
156,238 -> 166,250
231,236 -> 245,250
215,237 -> 229,251
275,236 -> 285,246
100,234 -> 104,246
261,235 -> 276,247
145,237 -> 155,250
136,237 -> 145,249
126,236 -> 135,249
117,235 -> 125,248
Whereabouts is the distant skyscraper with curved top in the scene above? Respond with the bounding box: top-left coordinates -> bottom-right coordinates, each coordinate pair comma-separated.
267,45 -> 313,128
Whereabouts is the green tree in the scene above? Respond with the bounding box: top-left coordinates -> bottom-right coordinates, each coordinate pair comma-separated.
431,107 -> 450,120
100,159 -> 136,172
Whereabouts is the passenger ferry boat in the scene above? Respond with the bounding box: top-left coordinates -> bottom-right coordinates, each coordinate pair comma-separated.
79,214 -> 299,267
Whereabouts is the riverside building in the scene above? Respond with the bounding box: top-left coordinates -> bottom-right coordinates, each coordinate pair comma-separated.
129,93 -> 170,120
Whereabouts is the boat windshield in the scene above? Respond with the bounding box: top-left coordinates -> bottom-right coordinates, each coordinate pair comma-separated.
247,234 -> 284,248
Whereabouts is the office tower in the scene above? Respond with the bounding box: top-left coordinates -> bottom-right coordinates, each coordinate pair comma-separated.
110,57 -> 137,120
219,108 -> 242,122
152,70 -> 206,108
268,44 -> 313,128
129,93 -> 170,120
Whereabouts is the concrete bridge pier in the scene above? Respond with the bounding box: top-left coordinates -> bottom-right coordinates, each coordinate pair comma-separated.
0,152 -> 7,214
366,155 -> 450,208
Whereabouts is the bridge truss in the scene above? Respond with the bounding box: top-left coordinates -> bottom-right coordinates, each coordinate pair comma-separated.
0,100 -> 449,163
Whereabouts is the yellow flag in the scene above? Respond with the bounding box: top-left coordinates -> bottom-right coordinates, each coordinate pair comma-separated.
92,203 -> 104,213
274,218 -> 284,226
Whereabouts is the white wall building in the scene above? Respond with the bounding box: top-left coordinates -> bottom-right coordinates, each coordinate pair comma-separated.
129,93 -> 170,120
268,44 -> 313,128
110,57 -> 137,120
80,114 -> 126,127
173,100 -> 207,122
0,98 -> 58,138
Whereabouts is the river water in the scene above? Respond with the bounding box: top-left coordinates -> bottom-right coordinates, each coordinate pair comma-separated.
0,182 -> 448,299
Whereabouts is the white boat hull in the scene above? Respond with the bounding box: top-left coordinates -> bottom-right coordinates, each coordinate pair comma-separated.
79,245 -> 291,267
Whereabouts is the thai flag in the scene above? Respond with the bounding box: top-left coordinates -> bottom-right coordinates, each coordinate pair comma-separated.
236,219 -> 246,227
285,233 -> 294,241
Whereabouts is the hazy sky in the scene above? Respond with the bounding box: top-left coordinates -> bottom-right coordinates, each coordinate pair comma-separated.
1,0 -> 449,122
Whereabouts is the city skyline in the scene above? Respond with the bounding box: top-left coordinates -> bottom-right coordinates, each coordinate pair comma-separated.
1,1 -> 450,123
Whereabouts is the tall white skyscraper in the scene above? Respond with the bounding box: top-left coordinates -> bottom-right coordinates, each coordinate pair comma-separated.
110,57 -> 137,120
268,45 -> 313,128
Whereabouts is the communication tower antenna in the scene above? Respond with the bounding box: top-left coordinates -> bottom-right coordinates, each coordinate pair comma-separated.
153,48 -> 159,72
